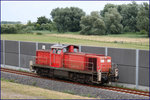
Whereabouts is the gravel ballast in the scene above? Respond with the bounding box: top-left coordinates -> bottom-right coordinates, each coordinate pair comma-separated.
1,72 -> 149,99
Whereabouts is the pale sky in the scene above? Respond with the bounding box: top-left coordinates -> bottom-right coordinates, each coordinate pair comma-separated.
1,1 -> 149,23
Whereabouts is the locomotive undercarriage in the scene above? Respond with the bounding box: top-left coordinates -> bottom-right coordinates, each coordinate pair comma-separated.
31,65 -> 111,85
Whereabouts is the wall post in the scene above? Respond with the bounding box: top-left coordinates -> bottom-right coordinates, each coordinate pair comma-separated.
36,42 -> 38,50
79,45 -> 81,52
135,49 -> 139,89
18,41 -> 20,68
3,40 -> 5,67
105,47 -> 108,56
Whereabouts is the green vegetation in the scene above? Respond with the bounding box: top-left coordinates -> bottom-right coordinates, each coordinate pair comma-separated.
1,24 -> 33,34
63,90 -> 75,95
80,11 -> 106,35
136,3 -> 149,36
1,78 -> 15,83
118,2 -> 139,32
105,32 -> 148,38
81,2 -> 149,36
107,83 -> 148,92
104,8 -> 123,34
1,21 -> 21,24
1,33 -> 149,50
51,7 -> 85,32
32,30 -> 80,35
1,1 -> 149,37
32,81 -> 37,86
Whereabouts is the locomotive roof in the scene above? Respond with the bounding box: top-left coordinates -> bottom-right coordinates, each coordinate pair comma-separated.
51,44 -> 78,49
51,44 -> 69,49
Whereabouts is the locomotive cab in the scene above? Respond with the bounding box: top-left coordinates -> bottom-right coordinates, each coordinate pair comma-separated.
50,44 -> 79,68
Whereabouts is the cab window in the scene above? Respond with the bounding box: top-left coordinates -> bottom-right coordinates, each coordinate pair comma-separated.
63,48 -> 67,53
53,49 -> 56,53
57,49 -> 61,54
74,48 -> 78,52
52,49 -> 61,54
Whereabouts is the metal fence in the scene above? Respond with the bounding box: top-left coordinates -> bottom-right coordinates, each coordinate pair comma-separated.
0,40 -> 149,88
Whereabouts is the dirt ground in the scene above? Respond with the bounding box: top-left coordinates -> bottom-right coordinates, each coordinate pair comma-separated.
1,80 -> 95,99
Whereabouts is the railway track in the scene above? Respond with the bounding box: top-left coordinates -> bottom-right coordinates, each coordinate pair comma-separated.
1,67 -> 149,97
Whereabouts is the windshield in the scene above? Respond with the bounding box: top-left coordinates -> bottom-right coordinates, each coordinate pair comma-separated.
53,49 -> 62,54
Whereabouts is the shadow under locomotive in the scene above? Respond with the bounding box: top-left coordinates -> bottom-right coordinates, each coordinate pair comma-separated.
30,44 -> 119,85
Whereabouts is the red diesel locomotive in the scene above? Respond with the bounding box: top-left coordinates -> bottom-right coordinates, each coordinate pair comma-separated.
30,44 -> 119,84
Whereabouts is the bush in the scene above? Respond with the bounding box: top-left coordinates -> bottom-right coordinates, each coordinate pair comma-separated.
40,23 -> 52,31
1,24 -> 35,34
34,24 -> 41,30
1,24 -> 18,34
20,26 -> 34,33
139,30 -> 148,35
33,32 -> 43,35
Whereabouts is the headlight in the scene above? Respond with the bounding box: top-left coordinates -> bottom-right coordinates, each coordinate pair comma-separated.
107,59 -> 111,62
100,59 -> 104,63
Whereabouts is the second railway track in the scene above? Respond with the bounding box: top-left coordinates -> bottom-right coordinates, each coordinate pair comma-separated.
1,67 -> 149,97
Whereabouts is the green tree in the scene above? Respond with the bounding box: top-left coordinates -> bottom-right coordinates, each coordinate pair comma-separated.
37,16 -> 49,25
35,24 -> 41,30
137,2 -> 149,36
49,22 -> 57,31
80,11 -> 106,35
104,8 -> 123,34
119,2 -> 139,32
1,21 -> 21,24
100,4 -> 117,17
27,20 -> 34,26
51,7 -> 85,32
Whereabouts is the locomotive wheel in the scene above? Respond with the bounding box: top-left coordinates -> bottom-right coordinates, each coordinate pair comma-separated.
85,75 -> 93,85
48,69 -> 54,78
100,81 -> 104,85
73,75 -> 77,82
70,73 -> 84,84
76,74 -> 84,83
100,78 -> 108,85
36,68 -> 46,77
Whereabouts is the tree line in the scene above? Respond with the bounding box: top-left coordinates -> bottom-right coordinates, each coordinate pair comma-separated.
1,21 -> 21,24
1,2 -> 149,36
